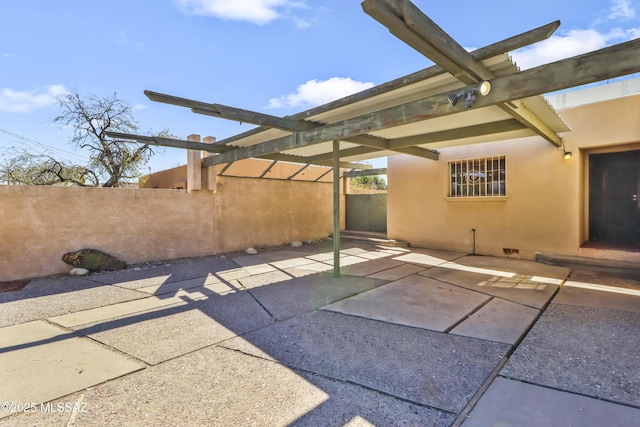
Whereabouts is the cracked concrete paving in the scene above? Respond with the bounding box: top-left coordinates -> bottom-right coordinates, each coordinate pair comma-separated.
1,243 -> 639,426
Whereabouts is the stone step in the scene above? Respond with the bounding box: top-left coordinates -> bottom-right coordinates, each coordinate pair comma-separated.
536,252 -> 640,279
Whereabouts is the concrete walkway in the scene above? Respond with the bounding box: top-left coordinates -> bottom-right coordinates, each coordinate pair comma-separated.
0,243 -> 638,426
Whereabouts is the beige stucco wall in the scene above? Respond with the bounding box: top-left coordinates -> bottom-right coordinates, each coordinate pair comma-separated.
0,186 -> 215,281
388,93 -> 640,261
0,175 -> 340,281
213,176 -> 342,253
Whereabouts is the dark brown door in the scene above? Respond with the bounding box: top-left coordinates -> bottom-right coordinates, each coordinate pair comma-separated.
589,150 -> 640,245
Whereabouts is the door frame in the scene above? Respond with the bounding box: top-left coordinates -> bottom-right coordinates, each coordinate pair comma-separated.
583,142 -> 640,246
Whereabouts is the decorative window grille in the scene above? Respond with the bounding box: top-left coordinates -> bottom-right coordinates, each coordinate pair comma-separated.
448,156 -> 506,198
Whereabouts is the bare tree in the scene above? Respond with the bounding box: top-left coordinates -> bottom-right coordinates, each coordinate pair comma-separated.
53,90 -> 155,187
0,151 -> 99,186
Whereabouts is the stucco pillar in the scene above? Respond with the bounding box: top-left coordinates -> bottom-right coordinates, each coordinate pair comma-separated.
186,134 -> 202,192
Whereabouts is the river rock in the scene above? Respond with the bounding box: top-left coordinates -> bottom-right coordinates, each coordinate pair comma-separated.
69,267 -> 90,276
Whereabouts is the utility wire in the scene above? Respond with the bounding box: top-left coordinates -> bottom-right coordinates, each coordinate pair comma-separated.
0,128 -> 89,161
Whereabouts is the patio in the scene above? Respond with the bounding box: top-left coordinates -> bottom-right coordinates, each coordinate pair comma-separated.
1,242 -> 639,426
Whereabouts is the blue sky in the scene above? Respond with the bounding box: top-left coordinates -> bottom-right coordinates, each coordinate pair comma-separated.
1,0 -> 639,173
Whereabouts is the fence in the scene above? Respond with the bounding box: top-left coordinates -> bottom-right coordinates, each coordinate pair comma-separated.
0,176 -> 339,281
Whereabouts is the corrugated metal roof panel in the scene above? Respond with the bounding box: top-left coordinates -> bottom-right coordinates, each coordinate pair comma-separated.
222,53 -> 569,161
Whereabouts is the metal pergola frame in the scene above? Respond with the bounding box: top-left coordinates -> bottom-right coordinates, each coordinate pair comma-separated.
108,0 -> 640,277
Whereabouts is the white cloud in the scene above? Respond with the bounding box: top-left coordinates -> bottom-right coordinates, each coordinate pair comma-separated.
511,28 -> 634,69
132,104 -> 148,110
174,0 -> 305,25
512,0 -> 639,69
0,85 -> 69,113
627,27 -> 640,38
608,0 -> 636,20
268,77 -> 375,109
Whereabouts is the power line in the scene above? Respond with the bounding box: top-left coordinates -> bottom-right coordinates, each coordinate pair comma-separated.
0,128 -> 89,162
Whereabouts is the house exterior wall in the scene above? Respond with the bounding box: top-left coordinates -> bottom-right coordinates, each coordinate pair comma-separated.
388,92 -> 640,261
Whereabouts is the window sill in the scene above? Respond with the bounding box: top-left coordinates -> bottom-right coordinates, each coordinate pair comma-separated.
445,196 -> 508,202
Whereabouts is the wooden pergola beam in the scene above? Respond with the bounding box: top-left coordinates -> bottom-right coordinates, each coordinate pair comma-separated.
387,120 -> 525,149
307,146 -> 382,163
363,0 -> 563,146
287,164 -> 310,180
343,168 -> 388,178
205,20 -> 560,148
144,91 -> 438,160
258,161 -> 278,178
105,132 -> 231,153
106,131 -> 372,170
205,37 -> 640,166
145,91 -> 317,132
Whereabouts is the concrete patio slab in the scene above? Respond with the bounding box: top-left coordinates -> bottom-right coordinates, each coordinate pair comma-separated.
221,310 -> 510,413
75,291 -> 273,365
261,249 -> 315,261
405,247 -> 467,260
0,321 -> 143,419
241,263 -> 278,276
232,250 -> 309,267
4,244 -> 638,426
451,255 -> 571,280
237,270 -> 293,289
285,262 -> 334,275
501,303 -> 640,407
462,377 -> 640,427
49,285 -> 224,328
284,267 -> 328,278
4,345 -> 455,427
420,267 -> 560,309
323,274 -> 490,332
89,256 -> 241,286
247,273 -> 387,320
377,247 -> 411,256
269,256 -> 317,269
0,282 -> 147,328
340,247 -> 372,256
554,281 -> 640,313
320,255 -> 369,267
100,274 -> 174,290
391,252 -> 451,267
450,297 -> 540,344
357,250 -> 395,260
214,267 -> 252,281
137,273 -> 238,296
338,257 -> 405,277
305,251 -> 347,262
231,254 -> 272,267
367,263 -> 425,280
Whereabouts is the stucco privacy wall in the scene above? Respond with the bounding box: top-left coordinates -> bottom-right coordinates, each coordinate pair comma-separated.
388,93 -> 640,261
0,186 -> 216,281
212,176 -> 341,254
0,176 -> 338,281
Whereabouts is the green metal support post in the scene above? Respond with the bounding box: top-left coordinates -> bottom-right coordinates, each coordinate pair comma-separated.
333,139 -> 341,278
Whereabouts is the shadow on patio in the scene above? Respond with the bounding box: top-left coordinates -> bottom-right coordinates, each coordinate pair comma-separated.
0,241 -> 592,426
